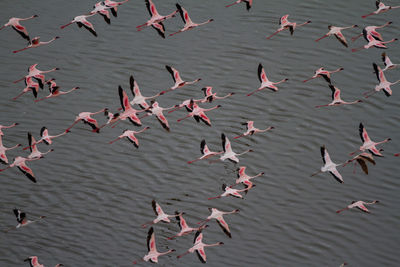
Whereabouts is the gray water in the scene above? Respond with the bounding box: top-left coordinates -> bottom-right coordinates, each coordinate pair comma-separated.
0,0 -> 399,266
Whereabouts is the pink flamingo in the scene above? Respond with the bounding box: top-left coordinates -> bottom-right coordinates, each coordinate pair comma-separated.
315,85 -> 362,108
164,65 -> 201,93
0,156 -> 40,183
315,25 -> 358,47
168,212 -> 208,240
13,77 -> 40,100
351,22 -> 392,42
343,152 -> 376,175
109,127 -> 149,148
361,0 -> 400,18
187,139 -> 223,164
142,200 -> 179,228
177,229 -> 224,263
35,80 -> 79,102
65,109 -> 106,133
247,63 -> 288,96
23,127 -> 67,150
169,3 -> 214,37
381,52 -> 398,71
197,208 -> 240,238
137,0 -> 177,31
0,123 -> 18,136
133,227 -> 175,264
311,146 -> 344,183
13,36 -> 60,53
127,75 -> 164,109
13,64 -> 59,87
177,100 -> 221,127
234,121 -> 274,139
26,133 -> 53,160
350,123 -> 391,157
7,209 -> 45,232
266,14 -> 311,39
226,0 -> 253,11
148,101 -> 175,132
235,166 -> 264,187
0,136 -> 21,164
24,256 -> 63,267
104,0 -> 129,17
336,200 -> 379,213
61,14 -> 97,37
351,34 -> 397,52
208,183 -> 250,200
303,67 -> 343,84
211,133 -> 253,163
90,2 -> 111,24
201,86 -> 234,103
364,63 -> 400,97
167,98 -> 204,114
0,15 -> 38,42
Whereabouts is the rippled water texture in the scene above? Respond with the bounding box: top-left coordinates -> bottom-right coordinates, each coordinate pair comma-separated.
1,0 -> 399,266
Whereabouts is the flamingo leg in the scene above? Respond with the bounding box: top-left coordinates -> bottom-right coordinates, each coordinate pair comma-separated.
13,47 -> 31,53
247,88 -> 262,97
266,29 -> 282,40
351,33 -> 363,42
12,90 -> 28,100
177,115 -> 191,122
315,34 -> 329,42
109,137 -> 122,144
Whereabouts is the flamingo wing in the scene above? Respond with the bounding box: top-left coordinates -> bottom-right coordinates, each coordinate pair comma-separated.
320,146 -> 327,164
81,20 -> 97,37
17,161 -> 36,183
146,227 -> 156,252
221,133 -> 232,153
118,86 -> 131,111
359,123 -> 371,143
145,0 -> 154,17
329,168 -> 343,183
194,230 -> 203,244
165,65 -> 178,83
246,0 -> 253,10
383,87 -> 392,97
257,63 -> 268,83
356,158 -> 369,174
196,248 -> 207,263
280,14 -> 289,25
126,132 -> 139,148
334,31 -> 348,47
129,75 -> 140,98
152,200 -> 163,216
12,24 -> 30,41
356,203 -> 370,213
176,3 -> 190,24
155,113 -> 170,131
201,140 -> 209,155
151,22 -> 165,38
199,112 -> 211,126
216,215 -> 232,238
368,146 -> 383,157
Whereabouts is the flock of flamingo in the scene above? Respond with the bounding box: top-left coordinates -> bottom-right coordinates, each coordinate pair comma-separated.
0,0 -> 399,266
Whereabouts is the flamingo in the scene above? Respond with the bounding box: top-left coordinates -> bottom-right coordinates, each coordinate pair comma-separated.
0,123 -> 18,136
226,0 -> 253,11
361,0 -> 400,18
13,77 -> 41,100
23,127 -> 67,150
109,127 -> 149,148
0,136 -> 21,164
168,212 -> 208,240
142,200 -> 179,228
315,25 -> 358,47
177,100 -> 221,127
0,15 -> 38,42
197,208 -> 240,238
350,123 -> 391,157
148,101 -> 175,132
201,87 -> 235,103
167,98 -> 204,114
13,36 -> 60,53
336,200 -> 379,213
234,121 -> 274,139
177,229 -> 224,263
65,108 -> 106,133
247,63 -> 288,96
169,3 -> 214,37
104,0 -> 129,17
381,52 -> 398,71
315,85 -> 363,108
343,152 -> 376,175
136,0 -> 178,32
6,209 -> 45,233
211,133 -> 253,163
35,80 -> 79,102
90,2 -> 111,24
13,64 -> 59,87
303,67 -> 343,84
133,227 -> 175,264
128,75 -> 164,109
60,14 -> 97,37
235,166 -> 264,188
363,63 -> 400,97
266,14 -> 311,39
27,132 -> 53,160
187,139 -> 223,164
351,22 -> 392,42
351,34 -> 397,52
208,183 -> 250,200
311,146 -> 344,183
164,65 -> 201,93
0,156 -> 40,183
24,256 -> 63,267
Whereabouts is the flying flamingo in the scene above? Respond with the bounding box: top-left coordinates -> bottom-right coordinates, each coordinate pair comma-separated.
13,64 -> 59,87
167,98 -> 204,114
0,15 -> 38,42
351,22 -> 392,42
13,36 -> 60,53
210,133 -> 253,163
128,75 -> 165,109
343,152 -> 376,175
164,65 -> 201,93
361,0 -> 400,18
13,77 -> 40,100
225,0 -> 253,11
177,229 -> 224,263
35,82 -> 79,102
90,2 -> 111,24
311,146 -> 344,183
197,208 -> 240,238
142,200 -> 179,228
303,67 -> 343,84
351,34 -> 397,52
381,52 -> 398,71
350,123 -> 391,157
27,133 -> 53,160
208,183 -> 250,200
247,63 -> 288,96
169,3 -> 214,37
148,101 -> 175,131
363,63 -> 400,97
133,227 -> 175,264
104,0 -> 129,17
201,87 -> 235,103
65,108 -> 106,133
4,209 -> 45,233
0,123 -> 18,136
315,25 -> 358,47
187,139 -> 223,164
0,156 -> 40,183
315,85 -> 362,108
235,166 -> 264,187
136,0 -> 178,31
177,100 -> 221,127
24,256 -> 63,267
60,14 -> 97,37
0,136 -> 21,164
234,121 -> 274,139
109,127 -> 149,148
168,212 -> 208,240
266,14 -> 311,39
23,127 -> 67,150
336,200 -> 379,213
